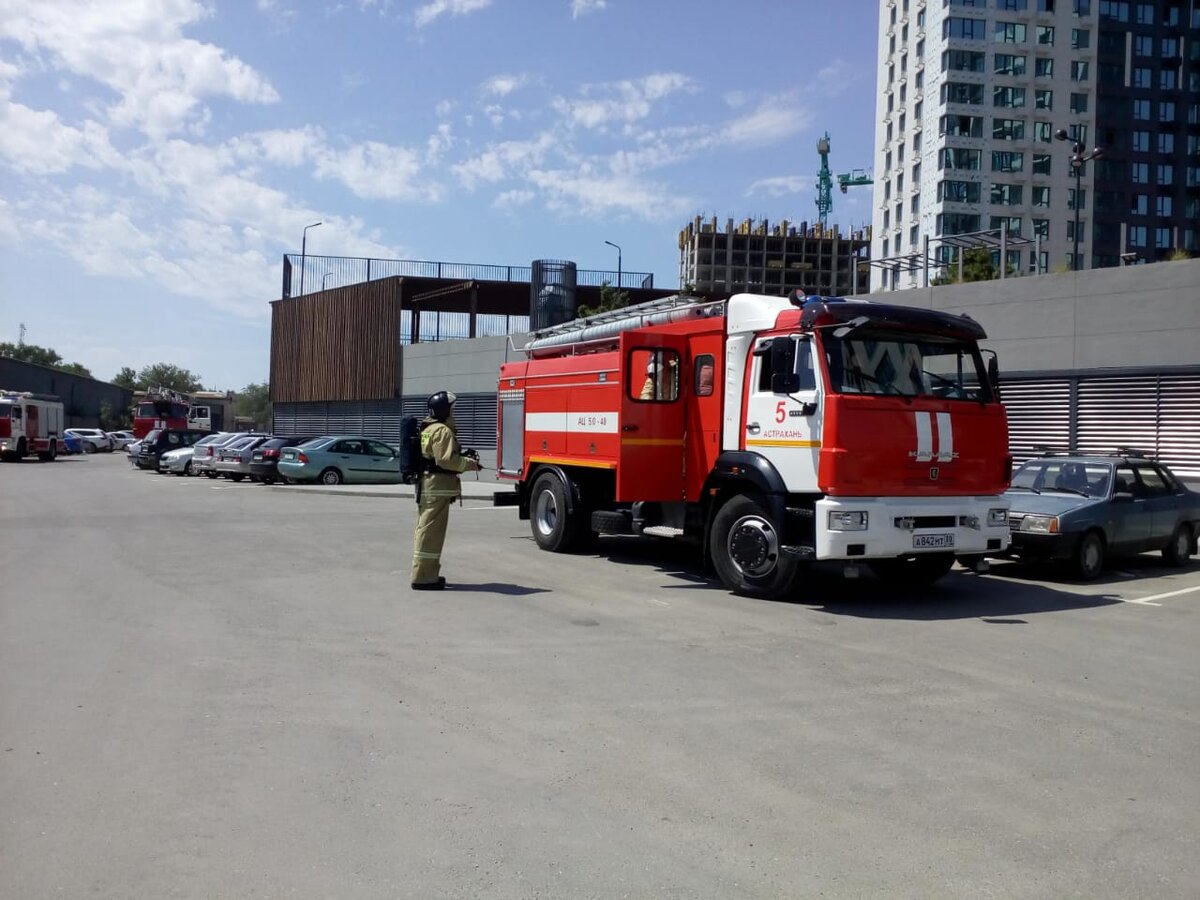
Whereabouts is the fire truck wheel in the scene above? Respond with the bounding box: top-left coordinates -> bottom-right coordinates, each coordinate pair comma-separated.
868,553 -> 955,588
530,472 -> 585,552
710,495 -> 800,599
38,441 -> 58,462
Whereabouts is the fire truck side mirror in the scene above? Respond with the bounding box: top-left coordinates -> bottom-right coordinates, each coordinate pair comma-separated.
985,351 -> 1001,401
769,339 -> 801,394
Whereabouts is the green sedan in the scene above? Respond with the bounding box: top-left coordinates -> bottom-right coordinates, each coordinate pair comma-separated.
277,435 -> 403,485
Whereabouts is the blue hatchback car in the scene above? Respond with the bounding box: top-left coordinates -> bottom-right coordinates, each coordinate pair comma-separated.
1004,451 -> 1200,580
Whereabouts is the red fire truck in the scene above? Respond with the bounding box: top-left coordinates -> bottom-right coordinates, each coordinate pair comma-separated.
132,388 -> 190,438
495,293 -> 1012,598
0,390 -> 65,461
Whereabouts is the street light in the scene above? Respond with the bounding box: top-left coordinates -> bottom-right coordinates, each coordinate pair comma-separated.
299,221 -> 322,296
322,272 -> 334,290
1055,130 -> 1103,271
604,240 -> 622,292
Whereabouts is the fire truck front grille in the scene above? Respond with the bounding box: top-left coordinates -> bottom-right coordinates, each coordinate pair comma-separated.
894,516 -> 958,529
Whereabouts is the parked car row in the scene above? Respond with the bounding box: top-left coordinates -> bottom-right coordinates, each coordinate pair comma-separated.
131,430 -> 411,486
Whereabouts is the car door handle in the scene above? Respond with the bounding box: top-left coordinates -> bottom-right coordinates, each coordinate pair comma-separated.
746,422 -> 761,434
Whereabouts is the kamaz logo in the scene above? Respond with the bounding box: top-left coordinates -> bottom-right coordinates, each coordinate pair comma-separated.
908,411 -> 958,463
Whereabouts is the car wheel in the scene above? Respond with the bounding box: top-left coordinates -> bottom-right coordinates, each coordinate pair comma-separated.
261,475 -> 277,485
1073,531 -> 1105,581
206,471 -> 219,479
320,467 -> 343,485
1163,524 -> 1193,567
868,553 -> 956,588
83,441 -> 95,453
230,474 -> 245,483
709,494 -> 801,599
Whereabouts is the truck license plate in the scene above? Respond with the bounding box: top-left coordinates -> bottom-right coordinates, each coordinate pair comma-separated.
913,533 -> 954,549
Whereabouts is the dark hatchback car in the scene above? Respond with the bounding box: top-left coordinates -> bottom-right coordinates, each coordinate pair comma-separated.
135,428 -> 211,470
1004,451 -> 1200,580
248,435 -> 319,484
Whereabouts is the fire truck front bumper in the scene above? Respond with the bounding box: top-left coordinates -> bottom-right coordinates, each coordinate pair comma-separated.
814,495 -> 1010,561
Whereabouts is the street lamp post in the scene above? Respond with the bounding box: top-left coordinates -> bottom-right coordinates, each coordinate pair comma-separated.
604,240 -> 622,292
1054,130 -> 1103,271
299,221 -> 322,296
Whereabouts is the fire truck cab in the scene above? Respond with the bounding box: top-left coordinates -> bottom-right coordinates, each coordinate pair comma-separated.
496,293 -> 1012,598
0,390 -> 65,462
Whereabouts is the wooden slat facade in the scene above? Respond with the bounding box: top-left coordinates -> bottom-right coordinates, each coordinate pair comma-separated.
271,278 -> 401,403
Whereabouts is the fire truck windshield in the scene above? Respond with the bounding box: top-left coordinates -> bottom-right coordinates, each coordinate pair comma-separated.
822,334 -> 993,403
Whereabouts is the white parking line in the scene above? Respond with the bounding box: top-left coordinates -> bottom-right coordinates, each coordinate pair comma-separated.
1125,584 -> 1200,606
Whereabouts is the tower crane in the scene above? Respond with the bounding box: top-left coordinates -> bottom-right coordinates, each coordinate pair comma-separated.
814,132 -> 874,232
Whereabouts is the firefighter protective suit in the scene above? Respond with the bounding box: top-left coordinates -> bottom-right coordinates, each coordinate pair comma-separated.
410,414 -> 478,588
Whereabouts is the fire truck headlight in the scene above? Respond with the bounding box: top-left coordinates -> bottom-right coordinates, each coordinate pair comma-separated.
1020,515 -> 1059,534
987,508 -> 1008,528
828,510 -> 868,531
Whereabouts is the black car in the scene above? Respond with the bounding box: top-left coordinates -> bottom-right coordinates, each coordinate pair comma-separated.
135,429 -> 211,470
247,435 -> 320,484
1004,450 -> 1200,579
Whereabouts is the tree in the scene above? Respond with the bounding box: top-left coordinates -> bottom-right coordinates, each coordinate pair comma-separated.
131,364 -> 205,393
112,367 -> 138,390
931,248 -> 1002,285
0,341 -> 93,378
235,382 -> 271,430
576,281 -> 633,318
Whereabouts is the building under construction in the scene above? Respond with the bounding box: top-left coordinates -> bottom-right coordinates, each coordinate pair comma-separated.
678,216 -> 872,298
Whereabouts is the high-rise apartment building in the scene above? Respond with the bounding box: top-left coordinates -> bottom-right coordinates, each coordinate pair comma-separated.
872,0 -> 1199,291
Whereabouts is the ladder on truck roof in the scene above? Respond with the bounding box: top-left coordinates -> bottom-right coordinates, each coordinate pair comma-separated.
520,294 -> 725,357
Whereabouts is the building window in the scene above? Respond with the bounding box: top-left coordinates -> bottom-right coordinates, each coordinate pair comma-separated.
1032,153 -> 1052,174
913,132 -> 922,153
938,180 -> 982,203
1071,28 -> 1090,49
1035,89 -> 1053,109
1160,69 -> 1177,90
1132,99 -> 1150,120
944,17 -> 986,40
1132,67 -> 1152,88
990,215 -> 1023,234
1031,186 -> 1051,207
911,194 -> 921,215
1074,0 -> 1091,13
909,224 -> 920,247
939,114 -> 983,137
1155,228 -> 1172,249
1068,188 -> 1086,211
943,49 -> 986,72
1037,0 -> 1055,9
994,22 -> 1027,43
1134,35 -> 1152,56
1033,121 -> 1052,142
994,53 -> 1027,76
942,82 -> 985,104
940,147 -> 982,169
1135,2 -> 1154,23
1159,101 -> 1175,122
1069,61 -> 1089,83
993,117 -> 1025,140
1131,162 -> 1149,183
1156,164 -> 1174,185
992,184 -> 1024,205
1069,93 -> 1088,114
1037,25 -> 1054,45
937,213 -> 981,235
997,0 -> 1028,8
1158,133 -> 1174,154
1128,225 -> 1146,247
1131,131 -> 1150,152
1035,58 -> 1054,77
993,86 -> 1026,107
992,150 -> 1025,172
912,162 -> 921,182
1131,194 -> 1148,215
1099,1 -> 1131,22
1156,196 -> 1173,216
1162,37 -> 1179,59
1033,218 -> 1050,237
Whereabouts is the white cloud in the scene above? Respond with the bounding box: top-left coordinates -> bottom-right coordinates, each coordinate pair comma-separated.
482,73 -> 526,97
0,100 -> 121,175
553,72 -> 692,130
0,0 -> 279,138
414,0 -> 492,28
571,0 -> 607,18
745,175 -> 809,198
312,141 -> 439,202
452,132 -> 556,189
526,167 -> 692,220
494,189 -> 534,210
720,96 -> 809,147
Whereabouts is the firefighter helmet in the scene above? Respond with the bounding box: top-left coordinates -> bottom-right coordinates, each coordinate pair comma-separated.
427,390 -> 457,421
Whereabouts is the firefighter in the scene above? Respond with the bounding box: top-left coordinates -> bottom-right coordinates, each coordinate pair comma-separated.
410,390 -> 481,591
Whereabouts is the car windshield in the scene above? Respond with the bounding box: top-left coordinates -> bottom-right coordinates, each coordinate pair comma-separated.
822,333 -> 992,402
1012,459 -> 1114,497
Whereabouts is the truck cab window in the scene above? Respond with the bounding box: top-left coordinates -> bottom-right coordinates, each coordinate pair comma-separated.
694,355 -> 715,397
631,348 -> 680,402
756,338 -> 816,393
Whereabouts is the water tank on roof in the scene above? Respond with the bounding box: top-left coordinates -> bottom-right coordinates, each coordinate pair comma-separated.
530,259 -> 577,330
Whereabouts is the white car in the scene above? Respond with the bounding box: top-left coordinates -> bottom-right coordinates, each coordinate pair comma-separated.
158,446 -> 195,476
65,428 -> 114,453
125,440 -> 142,465
107,430 -> 137,449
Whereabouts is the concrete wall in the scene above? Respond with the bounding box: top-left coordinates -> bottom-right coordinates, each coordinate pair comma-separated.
399,334 -> 526,398
873,259 -> 1200,374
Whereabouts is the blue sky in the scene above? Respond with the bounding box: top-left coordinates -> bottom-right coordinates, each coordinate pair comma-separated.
0,0 -> 881,391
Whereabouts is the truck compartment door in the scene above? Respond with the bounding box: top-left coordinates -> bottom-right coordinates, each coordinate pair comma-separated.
617,330 -> 688,502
